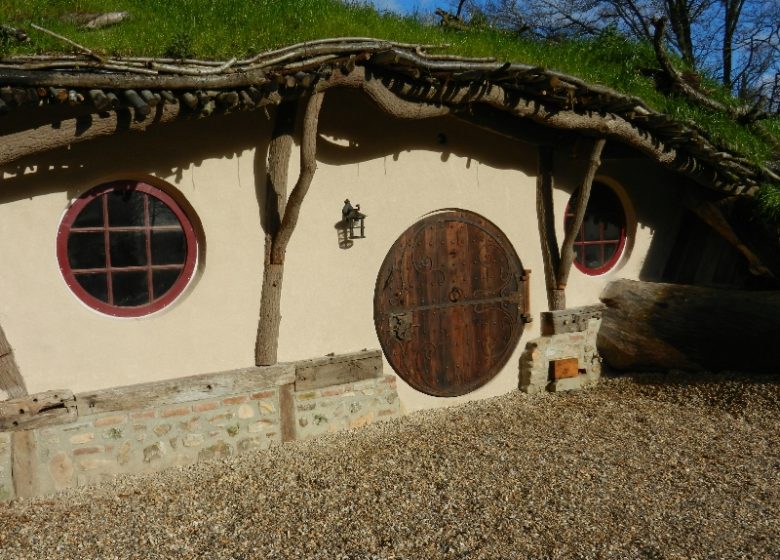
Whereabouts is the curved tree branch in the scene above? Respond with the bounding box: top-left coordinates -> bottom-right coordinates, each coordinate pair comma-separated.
652,17 -> 764,124
270,91 -> 325,264
554,138 -> 606,309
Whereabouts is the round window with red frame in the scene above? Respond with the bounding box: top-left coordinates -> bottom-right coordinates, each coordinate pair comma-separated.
57,180 -> 198,317
564,182 -> 627,275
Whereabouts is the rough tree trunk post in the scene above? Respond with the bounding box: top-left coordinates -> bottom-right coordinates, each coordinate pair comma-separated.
535,145 -> 562,310
255,92 -> 325,366
255,102 -> 297,366
0,323 -> 27,399
553,138 -> 607,310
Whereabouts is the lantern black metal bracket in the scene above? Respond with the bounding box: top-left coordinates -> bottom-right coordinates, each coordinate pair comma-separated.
341,199 -> 366,239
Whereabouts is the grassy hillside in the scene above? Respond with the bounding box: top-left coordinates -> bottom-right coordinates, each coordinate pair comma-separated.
1,0 -> 779,216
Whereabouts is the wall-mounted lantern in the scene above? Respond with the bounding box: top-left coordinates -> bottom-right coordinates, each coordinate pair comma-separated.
341,199 -> 366,239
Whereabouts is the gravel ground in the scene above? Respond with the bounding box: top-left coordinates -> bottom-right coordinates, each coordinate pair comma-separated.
1,371 -> 779,560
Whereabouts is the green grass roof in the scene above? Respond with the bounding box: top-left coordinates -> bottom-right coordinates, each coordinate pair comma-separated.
2,0 -> 779,216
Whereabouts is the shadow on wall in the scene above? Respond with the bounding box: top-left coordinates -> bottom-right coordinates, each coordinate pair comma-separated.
0,109 -> 275,207
315,88 -> 538,175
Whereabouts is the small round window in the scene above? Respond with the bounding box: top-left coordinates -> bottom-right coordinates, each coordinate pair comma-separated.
564,182 -> 627,275
57,180 -> 198,317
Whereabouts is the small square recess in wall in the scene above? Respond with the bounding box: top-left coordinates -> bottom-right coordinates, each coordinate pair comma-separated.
549,358 -> 579,380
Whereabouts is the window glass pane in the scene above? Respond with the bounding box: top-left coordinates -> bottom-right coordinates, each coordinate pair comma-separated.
151,230 -> 186,265
75,273 -> 108,302
604,243 -> 618,262
149,197 -> 181,227
603,221 -> 621,241
68,232 -> 106,270
110,232 -> 147,267
112,271 -> 149,307
583,214 -> 600,241
585,244 -> 602,269
72,198 -> 103,228
153,269 -> 182,299
107,189 -> 145,227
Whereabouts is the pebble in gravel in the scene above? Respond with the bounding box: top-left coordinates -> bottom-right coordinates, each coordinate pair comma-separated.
0,370 -> 779,559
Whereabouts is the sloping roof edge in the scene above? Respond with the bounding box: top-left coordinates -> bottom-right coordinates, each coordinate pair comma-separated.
0,37 -> 777,196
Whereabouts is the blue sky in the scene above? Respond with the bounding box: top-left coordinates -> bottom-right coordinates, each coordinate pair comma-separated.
363,0 -> 441,15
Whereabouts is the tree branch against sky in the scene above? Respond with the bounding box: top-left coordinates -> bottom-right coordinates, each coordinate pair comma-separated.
357,0 -> 780,110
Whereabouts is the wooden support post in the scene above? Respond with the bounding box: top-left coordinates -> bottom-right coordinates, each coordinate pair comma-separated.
535,145 -> 561,311
278,383 -> 297,443
553,138 -> 606,310
11,430 -> 38,498
0,323 -> 26,399
255,92 -> 325,366
255,101 -> 297,366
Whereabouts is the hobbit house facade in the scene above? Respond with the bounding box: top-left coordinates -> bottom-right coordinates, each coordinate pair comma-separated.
0,39 -> 777,499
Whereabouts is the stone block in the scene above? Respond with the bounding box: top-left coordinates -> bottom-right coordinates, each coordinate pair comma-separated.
160,406 -> 191,418
183,434 -> 204,448
48,452 -> 74,490
69,432 -> 95,445
143,442 -> 164,463
117,441 -> 132,466
237,437 -> 264,452
349,412 -> 376,429
258,402 -> 275,415
198,441 -> 232,462
73,446 -> 101,456
178,417 -> 200,432
248,419 -> 275,433
78,458 -> 115,472
154,424 -> 172,437
237,404 -> 255,420
208,412 -> 234,425
103,427 -> 124,441
94,414 -> 127,428
192,401 -> 219,413
548,375 -> 586,392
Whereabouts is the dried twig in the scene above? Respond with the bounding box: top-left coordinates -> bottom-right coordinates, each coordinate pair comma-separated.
30,23 -> 104,63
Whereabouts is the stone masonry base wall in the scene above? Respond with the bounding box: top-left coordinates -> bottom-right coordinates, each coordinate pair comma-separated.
0,351 -> 400,500
519,309 -> 603,394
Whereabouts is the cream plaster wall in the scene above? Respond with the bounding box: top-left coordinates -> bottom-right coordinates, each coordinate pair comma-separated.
0,89 -> 685,411
277,90 -> 685,412
0,112 -> 272,394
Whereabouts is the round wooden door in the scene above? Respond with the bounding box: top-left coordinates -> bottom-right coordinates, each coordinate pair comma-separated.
374,210 -> 528,397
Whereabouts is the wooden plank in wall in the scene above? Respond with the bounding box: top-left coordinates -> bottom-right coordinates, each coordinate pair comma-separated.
278,383 -> 297,443
295,350 -> 383,391
11,430 -> 39,498
0,324 -> 27,399
0,390 -> 77,431
540,304 -> 606,335
76,363 -> 295,416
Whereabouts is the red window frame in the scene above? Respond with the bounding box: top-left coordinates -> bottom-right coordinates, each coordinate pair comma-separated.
564,183 -> 627,276
57,180 -> 198,317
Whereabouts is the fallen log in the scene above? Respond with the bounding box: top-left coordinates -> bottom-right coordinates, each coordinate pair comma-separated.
598,279 -> 780,373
